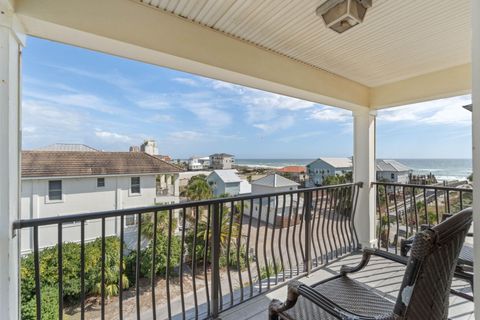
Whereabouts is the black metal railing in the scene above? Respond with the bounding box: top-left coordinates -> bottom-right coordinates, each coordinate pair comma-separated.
373,181 -> 472,253
13,182 -> 361,320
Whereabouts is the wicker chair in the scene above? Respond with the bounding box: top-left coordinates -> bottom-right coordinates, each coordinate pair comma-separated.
269,207 -> 473,320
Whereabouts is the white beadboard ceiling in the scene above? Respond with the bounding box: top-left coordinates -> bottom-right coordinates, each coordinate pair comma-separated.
136,0 -> 471,87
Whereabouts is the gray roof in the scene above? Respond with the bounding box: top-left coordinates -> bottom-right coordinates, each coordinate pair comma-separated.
309,157 -> 353,169
210,153 -> 234,158
376,159 -> 410,172
463,104 -> 472,112
209,169 -> 242,183
36,143 -> 99,152
252,174 -> 299,188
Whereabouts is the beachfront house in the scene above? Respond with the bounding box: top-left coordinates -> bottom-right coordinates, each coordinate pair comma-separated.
20,150 -> 183,252
376,159 -> 411,184
188,156 -> 210,171
251,174 -> 300,226
307,158 -> 353,186
276,166 -> 307,185
206,169 -> 250,196
209,153 -> 235,170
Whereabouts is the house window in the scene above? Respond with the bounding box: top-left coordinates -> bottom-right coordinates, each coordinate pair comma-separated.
391,173 -> 395,180
97,177 -> 105,188
131,177 -> 141,194
48,180 -> 62,201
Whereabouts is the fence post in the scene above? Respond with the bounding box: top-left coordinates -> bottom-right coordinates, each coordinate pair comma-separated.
304,190 -> 312,274
211,203 -> 221,319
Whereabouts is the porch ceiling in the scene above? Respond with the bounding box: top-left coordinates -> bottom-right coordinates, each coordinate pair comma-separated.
137,0 -> 471,88
11,0 -> 473,110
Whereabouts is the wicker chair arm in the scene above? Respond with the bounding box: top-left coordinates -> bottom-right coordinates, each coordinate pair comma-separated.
340,248 -> 408,276
270,280 -> 396,320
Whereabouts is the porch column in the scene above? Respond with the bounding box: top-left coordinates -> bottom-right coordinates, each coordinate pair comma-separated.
353,109 -> 377,248
0,4 -> 24,319
472,0 -> 479,313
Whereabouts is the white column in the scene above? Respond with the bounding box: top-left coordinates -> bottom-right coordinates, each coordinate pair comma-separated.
0,4 -> 24,319
472,0 -> 480,314
353,109 -> 377,248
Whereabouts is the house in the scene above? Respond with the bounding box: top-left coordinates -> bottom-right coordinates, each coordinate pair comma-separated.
276,166 -> 307,185
206,169 -> 250,196
20,150 -> 183,252
251,174 -> 300,226
209,153 -> 235,169
307,158 -> 353,186
376,159 -> 411,184
188,156 -> 210,170
140,139 -> 158,155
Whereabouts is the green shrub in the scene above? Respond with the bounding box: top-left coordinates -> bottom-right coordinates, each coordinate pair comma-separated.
22,286 -> 59,320
219,244 -> 250,270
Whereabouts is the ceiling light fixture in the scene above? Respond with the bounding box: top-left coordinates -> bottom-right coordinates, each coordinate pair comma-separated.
316,0 -> 372,33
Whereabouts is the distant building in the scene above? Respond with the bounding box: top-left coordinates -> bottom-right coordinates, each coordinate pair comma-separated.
307,158 -> 353,186
129,145 -> 140,152
36,143 -> 99,152
376,159 -> 411,184
276,166 -> 307,185
209,153 -> 235,170
141,140 -> 158,155
188,156 -> 211,170
251,174 -> 300,226
20,150 -> 183,252
206,169 -> 249,196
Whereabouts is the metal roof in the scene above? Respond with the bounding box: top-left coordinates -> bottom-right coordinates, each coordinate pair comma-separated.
209,169 -> 242,183
376,159 -> 410,172
309,158 -> 353,169
137,0 -> 471,87
252,174 -> 299,188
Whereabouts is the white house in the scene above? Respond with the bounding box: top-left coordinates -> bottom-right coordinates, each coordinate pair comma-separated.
206,169 -> 250,197
307,158 -> 353,186
20,150 -> 183,252
209,153 -> 235,170
376,159 -> 411,184
188,156 -> 210,170
251,174 -> 300,226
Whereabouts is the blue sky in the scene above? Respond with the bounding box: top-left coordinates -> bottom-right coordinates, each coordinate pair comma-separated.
22,37 -> 472,159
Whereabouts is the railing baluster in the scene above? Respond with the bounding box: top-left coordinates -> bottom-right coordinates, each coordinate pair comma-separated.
101,218 -> 106,320
236,200 -> 244,302
344,186 -> 354,251
203,205 -> 211,316
384,185 -> 390,251
271,195 -> 279,285
151,211 -> 158,319
423,187 -> 428,226
292,194 -> 301,274
311,190 -> 319,265
337,187 -> 348,255
326,188 -> 335,258
285,193 -> 294,278
376,185 -> 382,249
298,193 -> 305,265
402,186 -> 409,239
434,189 -> 439,224
226,202 -> 234,307
278,194 -> 286,282
392,185 -> 399,254
33,226 -> 41,320
460,190 -> 464,210
446,190 -> 451,213
80,221 -> 85,320
304,190 -> 312,274
255,197 -> 262,292
119,216 -> 124,320
320,189 -> 329,262
211,203 -> 220,318
180,208 -> 186,318
135,214 -> 140,320
192,206 -> 199,319
166,209 -> 173,319
246,198 -> 254,298
58,223 -> 63,320
264,196 -> 271,289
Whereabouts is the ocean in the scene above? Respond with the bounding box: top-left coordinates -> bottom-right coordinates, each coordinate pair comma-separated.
235,159 -> 472,181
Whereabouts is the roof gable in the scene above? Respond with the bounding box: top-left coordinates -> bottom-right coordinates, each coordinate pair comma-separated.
252,174 -> 299,188
376,159 -> 410,172
308,158 -> 353,169
209,169 -> 242,183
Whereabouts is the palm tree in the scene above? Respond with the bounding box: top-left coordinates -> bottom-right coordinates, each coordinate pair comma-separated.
181,175 -> 213,201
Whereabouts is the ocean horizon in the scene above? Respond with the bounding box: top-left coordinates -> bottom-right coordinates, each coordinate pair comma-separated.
235,158 -> 472,181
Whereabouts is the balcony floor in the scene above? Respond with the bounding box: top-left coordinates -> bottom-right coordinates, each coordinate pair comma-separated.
220,253 -> 474,320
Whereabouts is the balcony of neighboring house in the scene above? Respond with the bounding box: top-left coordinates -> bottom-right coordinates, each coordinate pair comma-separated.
1,1 -> 479,320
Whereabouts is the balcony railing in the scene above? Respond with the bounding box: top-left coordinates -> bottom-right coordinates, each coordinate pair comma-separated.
12,182 -> 361,320
373,181 -> 472,253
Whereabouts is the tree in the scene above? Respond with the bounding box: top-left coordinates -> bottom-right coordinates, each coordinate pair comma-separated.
181,175 -> 213,201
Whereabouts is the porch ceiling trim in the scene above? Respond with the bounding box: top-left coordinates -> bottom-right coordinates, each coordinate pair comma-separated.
370,64 -> 472,109
14,0 -> 370,112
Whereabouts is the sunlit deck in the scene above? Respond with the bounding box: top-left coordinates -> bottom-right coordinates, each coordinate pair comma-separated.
221,253 -> 474,320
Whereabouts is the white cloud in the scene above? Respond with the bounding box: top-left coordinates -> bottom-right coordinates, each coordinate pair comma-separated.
169,131 -> 204,141
94,130 -> 133,141
378,95 -> 472,126
135,95 -> 171,110
308,107 -> 351,122
253,115 -> 295,133
172,77 -> 198,86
